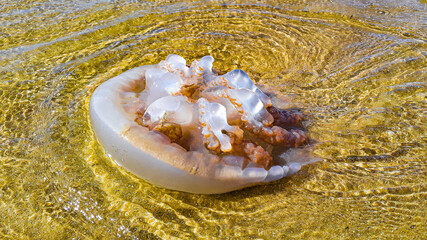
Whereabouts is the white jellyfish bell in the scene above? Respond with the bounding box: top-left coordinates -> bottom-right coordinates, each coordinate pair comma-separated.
89,55 -> 317,194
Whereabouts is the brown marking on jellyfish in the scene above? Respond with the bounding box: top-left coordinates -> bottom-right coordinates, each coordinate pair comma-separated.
188,60 -> 205,84
242,122 -> 308,148
240,140 -> 273,170
151,122 -> 183,144
134,107 -> 147,126
178,84 -> 201,101
218,89 -> 246,116
206,76 -> 228,88
159,61 -> 184,77
267,106 -> 305,128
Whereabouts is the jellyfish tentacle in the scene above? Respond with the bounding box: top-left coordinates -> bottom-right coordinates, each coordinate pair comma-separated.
144,68 -> 184,105
244,124 -> 308,147
189,60 -> 204,83
205,70 -> 272,108
187,56 -> 215,85
207,87 -> 274,128
224,70 -> 272,107
197,98 -> 243,153
142,95 -> 194,128
159,54 -> 190,78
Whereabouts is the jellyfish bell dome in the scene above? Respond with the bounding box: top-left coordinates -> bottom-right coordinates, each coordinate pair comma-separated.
89,55 -> 314,194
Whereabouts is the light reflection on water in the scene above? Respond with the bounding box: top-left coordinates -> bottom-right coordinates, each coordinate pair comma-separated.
0,0 -> 426,239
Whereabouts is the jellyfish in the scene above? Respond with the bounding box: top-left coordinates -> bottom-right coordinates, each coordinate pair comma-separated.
89,55 -> 317,194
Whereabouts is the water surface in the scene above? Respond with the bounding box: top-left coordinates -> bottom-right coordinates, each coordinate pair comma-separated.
1,0 -> 426,239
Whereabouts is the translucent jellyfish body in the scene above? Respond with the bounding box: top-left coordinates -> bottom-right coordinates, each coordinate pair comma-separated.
89,55 -> 316,194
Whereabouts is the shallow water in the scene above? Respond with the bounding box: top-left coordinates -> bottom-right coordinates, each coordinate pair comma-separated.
1,0 -> 426,239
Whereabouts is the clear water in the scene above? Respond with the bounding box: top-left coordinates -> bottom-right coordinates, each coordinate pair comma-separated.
1,0 -> 426,239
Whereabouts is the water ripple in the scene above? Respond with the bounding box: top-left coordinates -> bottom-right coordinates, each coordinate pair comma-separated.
1,0 -> 426,239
